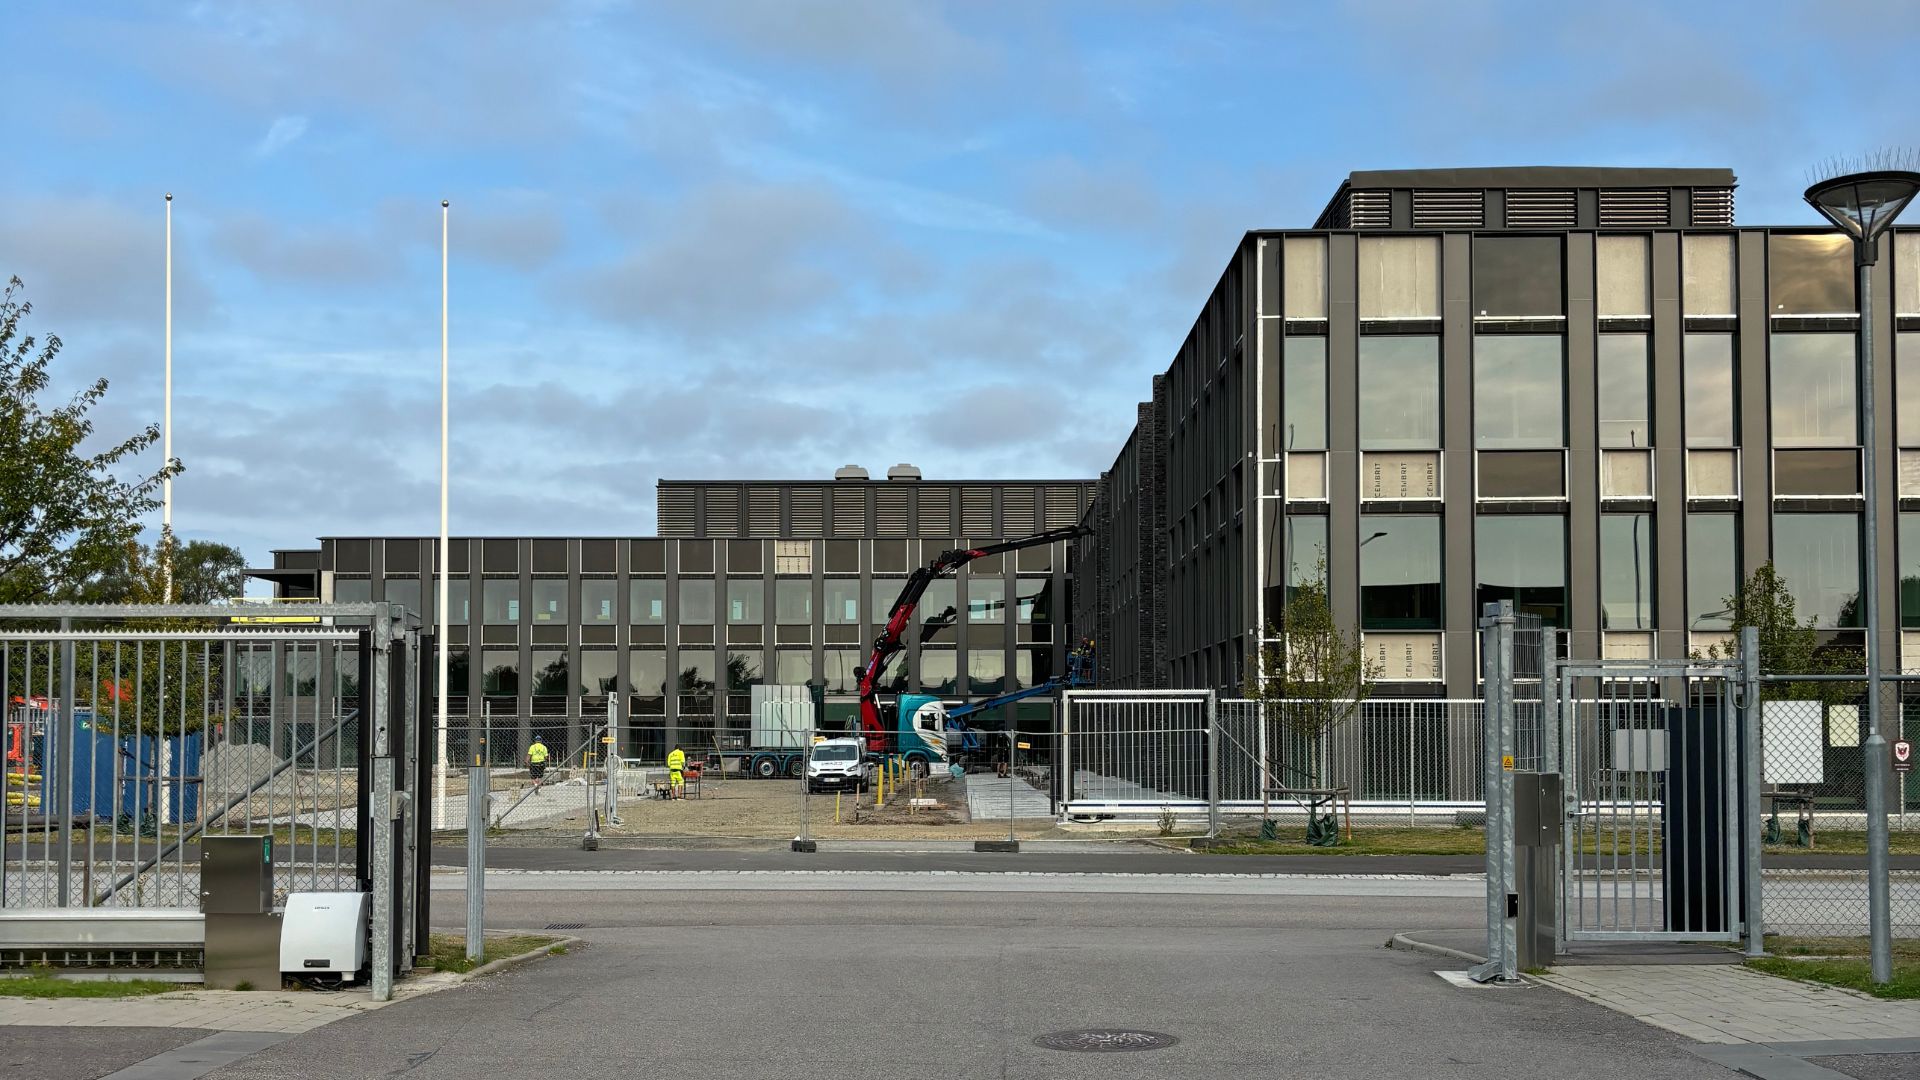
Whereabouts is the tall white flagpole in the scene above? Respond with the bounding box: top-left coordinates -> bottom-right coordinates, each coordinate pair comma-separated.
163,193 -> 173,601
436,199 -> 451,830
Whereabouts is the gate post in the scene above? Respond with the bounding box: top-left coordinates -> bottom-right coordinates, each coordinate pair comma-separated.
1740,627 -> 1765,958
1205,691 -> 1220,839
56,618 -> 74,907
1471,601 -> 1518,984
368,603 -> 397,1003
1057,693 -> 1072,822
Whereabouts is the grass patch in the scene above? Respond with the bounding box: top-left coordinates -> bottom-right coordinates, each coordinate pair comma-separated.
1201,826 -> 1486,856
0,972 -> 179,999
1747,956 -> 1920,1000
1761,935 -> 1920,960
1760,830 -> 1920,856
421,932 -> 560,974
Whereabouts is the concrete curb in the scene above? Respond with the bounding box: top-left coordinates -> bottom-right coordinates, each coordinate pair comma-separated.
1387,931 -> 1486,966
460,934 -> 581,980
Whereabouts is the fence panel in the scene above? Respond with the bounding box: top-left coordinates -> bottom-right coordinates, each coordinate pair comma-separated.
1059,691 -> 1213,820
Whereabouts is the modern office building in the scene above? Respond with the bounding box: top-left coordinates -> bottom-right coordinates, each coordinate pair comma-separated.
1076,165 -> 1920,701
251,470 -> 1094,758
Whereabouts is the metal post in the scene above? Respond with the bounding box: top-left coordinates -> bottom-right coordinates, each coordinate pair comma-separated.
1058,692 -> 1073,822
1007,730 -> 1017,844
56,618 -> 74,907
1471,602 -> 1518,984
1741,627 -> 1765,957
800,731 -> 812,845
369,606 -> 396,1003
1205,691 -> 1220,839
604,697 -> 619,827
1857,260 -> 1895,985
466,763 -> 486,964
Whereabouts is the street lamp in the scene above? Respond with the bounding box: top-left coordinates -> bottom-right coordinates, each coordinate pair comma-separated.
1804,161 -> 1920,986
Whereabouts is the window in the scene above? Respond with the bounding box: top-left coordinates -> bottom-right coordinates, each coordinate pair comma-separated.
1282,336 -> 1328,451
678,579 -> 715,624
872,540 -> 909,573
726,650 -> 763,691
1900,333 -> 1920,445
1775,450 -> 1860,497
481,580 -> 519,624
774,650 -> 812,686
1686,514 -> 1739,630
629,580 -> 665,624
629,650 -> 666,712
1683,234 -> 1736,316
1769,233 -> 1854,315
581,579 -> 616,623
1600,514 -> 1654,630
774,540 -> 812,575
1478,451 -> 1565,499
775,580 -> 812,624
824,540 -> 859,574
1474,335 -> 1563,448
918,650 -> 957,695
1597,335 -> 1651,448
1285,516 -> 1329,604
1472,236 -> 1563,318
1684,334 -> 1737,447
530,579 -> 566,622
726,580 -> 763,624
579,651 -> 616,697
1283,236 -> 1327,318
679,540 -> 715,575
1358,337 -> 1440,449
1771,333 -> 1857,447
1596,235 -> 1650,318
823,649 -> 860,694
481,649 -> 518,695
333,578 -> 371,604
1015,578 -> 1052,623
1015,544 -> 1051,573
871,579 -> 904,623
678,653 -> 716,703
968,579 -> 1006,624
1774,514 -> 1861,628
630,540 -> 665,574
727,540 -> 762,574
921,579 -> 958,636
1475,515 -> 1567,626
823,580 -> 859,624
431,579 -> 469,625
1901,513 -> 1920,629
1359,516 -> 1442,629
530,650 -> 570,697
1357,236 -> 1440,319
967,649 -> 1007,695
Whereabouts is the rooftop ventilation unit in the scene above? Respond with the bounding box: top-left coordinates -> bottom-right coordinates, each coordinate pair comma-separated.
886,463 -> 922,481
833,465 -> 869,481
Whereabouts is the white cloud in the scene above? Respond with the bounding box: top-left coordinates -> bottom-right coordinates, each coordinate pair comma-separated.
253,114 -> 308,157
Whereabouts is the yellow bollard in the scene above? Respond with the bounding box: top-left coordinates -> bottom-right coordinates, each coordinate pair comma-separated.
876,758 -> 885,805
835,791 -> 842,824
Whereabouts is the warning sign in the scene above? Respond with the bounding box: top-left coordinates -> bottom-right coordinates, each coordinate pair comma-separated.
1016,742 -> 1031,750
1502,754 -> 1516,772
1895,739 -> 1913,774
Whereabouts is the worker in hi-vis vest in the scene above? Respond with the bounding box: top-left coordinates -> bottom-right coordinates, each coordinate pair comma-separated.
527,736 -> 550,786
666,746 -> 686,798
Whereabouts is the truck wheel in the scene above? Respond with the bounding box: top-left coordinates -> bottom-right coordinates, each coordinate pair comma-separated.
907,756 -> 929,780
751,755 -> 779,779
785,757 -> 802,778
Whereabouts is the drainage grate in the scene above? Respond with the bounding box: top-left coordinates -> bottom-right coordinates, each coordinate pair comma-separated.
1033,1029 -> 1179,1053
544,922 -> 585,930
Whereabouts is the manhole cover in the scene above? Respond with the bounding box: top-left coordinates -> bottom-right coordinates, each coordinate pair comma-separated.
544,922 -> 585,930
1033,1029 -> 1179,1053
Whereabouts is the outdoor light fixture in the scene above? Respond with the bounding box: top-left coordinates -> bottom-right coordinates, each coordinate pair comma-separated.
1802,154 -> 1920,987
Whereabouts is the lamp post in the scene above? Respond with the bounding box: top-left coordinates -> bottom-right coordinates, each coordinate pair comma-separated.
163,193 -> 173,601
1804,163 -> 1920,986
437,199 -> 451,831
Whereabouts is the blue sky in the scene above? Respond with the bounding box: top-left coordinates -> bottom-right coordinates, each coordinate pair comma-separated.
4,1 -> 1918,569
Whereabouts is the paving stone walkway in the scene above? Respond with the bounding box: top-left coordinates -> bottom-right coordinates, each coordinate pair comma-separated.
1537,964 -> 1920,1045
0,968 -> 466,1035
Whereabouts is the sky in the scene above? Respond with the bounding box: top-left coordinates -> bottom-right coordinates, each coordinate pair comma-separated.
4,1 -> 1919,574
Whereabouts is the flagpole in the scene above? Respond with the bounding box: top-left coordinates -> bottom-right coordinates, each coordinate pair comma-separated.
163,193 -> 173,601
436,198 -> 451,831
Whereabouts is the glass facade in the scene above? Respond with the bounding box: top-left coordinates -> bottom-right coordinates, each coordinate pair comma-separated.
1903,513 -> 1920,630
1285,515 -> 1329,602
1359,516 -> 1442,629
1475,515 -> 1567,626
1770,333 -> 1857,447
774,579 -> 811,623
1599,514 -> 1653,631
1686,514 -> 1738,630
1769,233 -> 1854,315
1683,334 -> 1737,447
726,579 -> 763,624
1596,235 -> 1649,318
531,579 -> 566,622
581,579 -> 616,623
678,579 -> 715,624
1597,335 -> 1650,448
1474,335 -> 1564,449
630,580 -> 665,624
1683,234 -> 1736,316
1358,337 -> 1441,450
1283,336 -> 1328,450
823,579 -> 860,624
1472,236 -> 1563,318
1357,236 -> 1440,319
481,580 -> 518,624
1773,513 -> 1861,628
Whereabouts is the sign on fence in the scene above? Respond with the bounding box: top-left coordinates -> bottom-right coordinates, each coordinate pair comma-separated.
1896,739 -> 1914,774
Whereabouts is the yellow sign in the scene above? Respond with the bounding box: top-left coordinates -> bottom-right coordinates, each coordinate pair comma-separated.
1016,742 -> 1031,750
1501,754 -> 1515,771
600,736 -> 614,744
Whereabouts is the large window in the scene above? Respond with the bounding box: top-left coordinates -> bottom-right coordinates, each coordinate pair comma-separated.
822,649 -> 860,694
1771,333 -> 1857,447
774,650 -> 812,686
431,580 -> 470,625
823,580 -> 860,624
1597,335 -> 1651,448
1600,514 -> 1654,631
1283,336 -> 1328,450
1902,513 -> 1920,629
1686,514 -> 1738,630
774,580 -> 812,624
1769,233 -> 1854,315
918,649 -> 957,695
726,580 -> 764,624
579,650 -> 616,697
1015,578 -> 1052,623
968,649 -> 1007,695
1900,332 -> 1920,446
1472,236 -> 1563,318
1596,235 -> 1650,318
629,650 -> 666,712
1475,515 -> 1567,626
629,580 -> 664,624
1684,334 -> 1737,447
1285,516 -> 1329,603
1357,236 -> 1440,319
1359,516 -> 1442,629
678,579 -> 715,624
1773,514 -> 1862,628
383,579 -> 422,618
1474,335 -> 1564,448
581,579 -> 616,623
1683,234 -> 1736,316
726,650 -> 763,691
481,649 -> 518,695
481,580 -> 519,624
921,579 -> 958,635
1358,337 -> 1441,449
530,649 -> 570,698
530,579 -> 566,622
968,579 -> 1006,623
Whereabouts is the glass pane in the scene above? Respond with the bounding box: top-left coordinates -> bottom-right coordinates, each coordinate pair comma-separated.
531,579 -> 566,622
726,650 -> 763,692
678,540 -> 714,574
726,579 -> 763,624
1477,451 -> 1565,499
481,649 -> 518,696
1900,332 -> 1920,447
1597,335 -> 1650,448
872,540 -> 909,573
1357,236 -> 1440,319
334,578 -> 371,603
1769,233 -> 1854,315
1359,515 -> 1442,630
1902,512 -> 1920,629
434,580 -> 470,625
1773,513 -> 1861,627
1600,514 -> 1654,631
968,579 -> 1006,623
871,578 -> 905,623
1596,235 -> 1650,318
727,540 -> 762,573
678,579 -> 715,624
822,649 -> 860,693
918,650 -> 957,695
629,649 -> 666,699
967,649 -> 1007,694
629,580 -> 665,624
383,579 -> 422,618
1683,234 -> 1736,316
1684,333 -> 1737,447
774,580 -> 812,624
482,580 -> 519,624
579,651 -> 617,696
1474,515 -> 1566,626
677,652 -> 715,696
1015,578 -> 1052,623
921,579 -> 958,637
1770,333 -> 1857,447
1285,515 -> 1328,603
824,540 -> 859,574
1472,235 -> 1564,318
1899,232 -> 1920,315
1358,336 -> 1441,450
1283,236 -> 1327,318
823,579 -> 860,624
1474,335 -> 1564,449
530,650 -> 569,697
1686,514 -> 1738,630
1775,449 -> 1860,497
581,579 -> 616,623
1282,336 -> 1328,451
773,650 -> 811,685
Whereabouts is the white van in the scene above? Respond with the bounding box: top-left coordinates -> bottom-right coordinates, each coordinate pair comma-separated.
805,738 -> 873,794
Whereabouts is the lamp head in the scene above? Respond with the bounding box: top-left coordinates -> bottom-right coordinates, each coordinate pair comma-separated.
1804,154 -> 1920,264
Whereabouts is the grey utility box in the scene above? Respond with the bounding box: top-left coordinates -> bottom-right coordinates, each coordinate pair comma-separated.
1511,772 -> 1562,970
202,835 -> 281,990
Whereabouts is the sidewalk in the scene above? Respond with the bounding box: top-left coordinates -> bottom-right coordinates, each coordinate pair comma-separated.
0,967 -> 468,1035
1537,964 -> 1920,1045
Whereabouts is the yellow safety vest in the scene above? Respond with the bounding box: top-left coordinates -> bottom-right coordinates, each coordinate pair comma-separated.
666,749 -> 686,772
528,743 -> 549,764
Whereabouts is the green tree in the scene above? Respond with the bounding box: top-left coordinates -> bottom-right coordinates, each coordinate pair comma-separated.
1701,561 -> 1859,706
69,535 -> 247,604
1243,552 -> 1380,844
0,277 -> 179,602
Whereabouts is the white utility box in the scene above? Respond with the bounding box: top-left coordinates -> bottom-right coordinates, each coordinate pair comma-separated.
280,892 -> 368,980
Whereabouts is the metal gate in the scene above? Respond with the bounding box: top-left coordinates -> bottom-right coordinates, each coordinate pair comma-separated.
1058,689 -> 1216,833
1554,656 -> 1758,947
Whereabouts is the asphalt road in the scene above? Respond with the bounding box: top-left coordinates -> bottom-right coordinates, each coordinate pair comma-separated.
200,885 -> 1736,1080
0,1026 -> 211,1080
